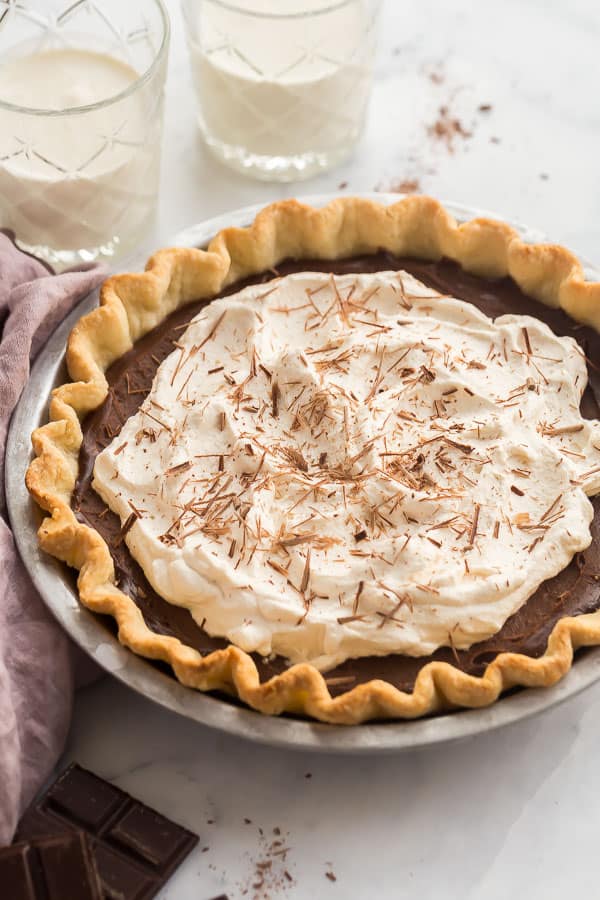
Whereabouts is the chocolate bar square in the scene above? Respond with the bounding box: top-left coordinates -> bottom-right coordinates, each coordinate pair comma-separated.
1,831 -> 102,900
16,763 -> 199,900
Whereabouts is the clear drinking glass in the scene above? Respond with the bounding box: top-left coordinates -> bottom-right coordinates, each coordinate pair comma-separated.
181,0 -> 381,182
0,0 -> 170,267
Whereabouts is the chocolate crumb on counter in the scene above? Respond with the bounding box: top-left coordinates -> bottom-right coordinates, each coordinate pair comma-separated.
425,63 -> 445,84
427,104 -> 472,152
237,821 -> 296,898
375,177 -> 421,194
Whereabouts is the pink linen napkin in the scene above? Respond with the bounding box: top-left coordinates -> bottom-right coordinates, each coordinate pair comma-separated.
0,232 -> 106,844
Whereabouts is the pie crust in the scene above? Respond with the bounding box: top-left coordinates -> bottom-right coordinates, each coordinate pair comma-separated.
26,196 -> 600,724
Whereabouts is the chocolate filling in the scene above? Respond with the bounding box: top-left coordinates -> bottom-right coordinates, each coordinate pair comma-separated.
73,254 -> 600,696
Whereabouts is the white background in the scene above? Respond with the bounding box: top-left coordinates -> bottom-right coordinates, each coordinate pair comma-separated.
65,1 -> 600,898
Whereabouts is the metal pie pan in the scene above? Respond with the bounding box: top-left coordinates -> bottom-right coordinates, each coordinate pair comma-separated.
7,192 -> 600,754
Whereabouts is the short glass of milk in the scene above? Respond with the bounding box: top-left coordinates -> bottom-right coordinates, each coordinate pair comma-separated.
181,0 -> 381,181
0,0 -> 169,267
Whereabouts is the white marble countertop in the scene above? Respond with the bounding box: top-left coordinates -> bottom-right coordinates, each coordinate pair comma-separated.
63,1 -> 600,897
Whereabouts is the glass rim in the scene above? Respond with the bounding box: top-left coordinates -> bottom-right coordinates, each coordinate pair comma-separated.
0,0 -> 170,117
193,0 -> 364,20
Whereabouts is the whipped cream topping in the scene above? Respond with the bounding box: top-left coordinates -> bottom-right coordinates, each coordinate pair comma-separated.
93,270 -> 600,671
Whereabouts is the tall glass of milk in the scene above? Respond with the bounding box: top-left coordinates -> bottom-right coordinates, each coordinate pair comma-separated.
0,0 -> 169,267
181,0 -> 381,181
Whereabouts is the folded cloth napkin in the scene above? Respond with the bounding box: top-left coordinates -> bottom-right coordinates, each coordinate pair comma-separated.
0,233 -> 106,844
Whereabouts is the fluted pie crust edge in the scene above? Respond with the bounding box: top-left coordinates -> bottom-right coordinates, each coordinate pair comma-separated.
25,196 -> 600,724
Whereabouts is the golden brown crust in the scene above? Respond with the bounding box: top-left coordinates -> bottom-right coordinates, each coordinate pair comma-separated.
25,195 -> 600,724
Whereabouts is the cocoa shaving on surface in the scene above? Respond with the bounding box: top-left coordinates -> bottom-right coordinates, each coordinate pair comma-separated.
236,824 -> 296,900
376,177 -> 422,195
422,62 -> 445,85
372,62 -> 496,196
232,815 -> 340,898
427,104 -> 472,152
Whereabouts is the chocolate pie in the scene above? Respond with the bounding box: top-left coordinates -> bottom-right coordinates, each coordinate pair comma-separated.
26,197 -> 600,724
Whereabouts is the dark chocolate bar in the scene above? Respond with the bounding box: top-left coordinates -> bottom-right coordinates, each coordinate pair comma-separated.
1,831 -> 102,900
16,763 -> 199,900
